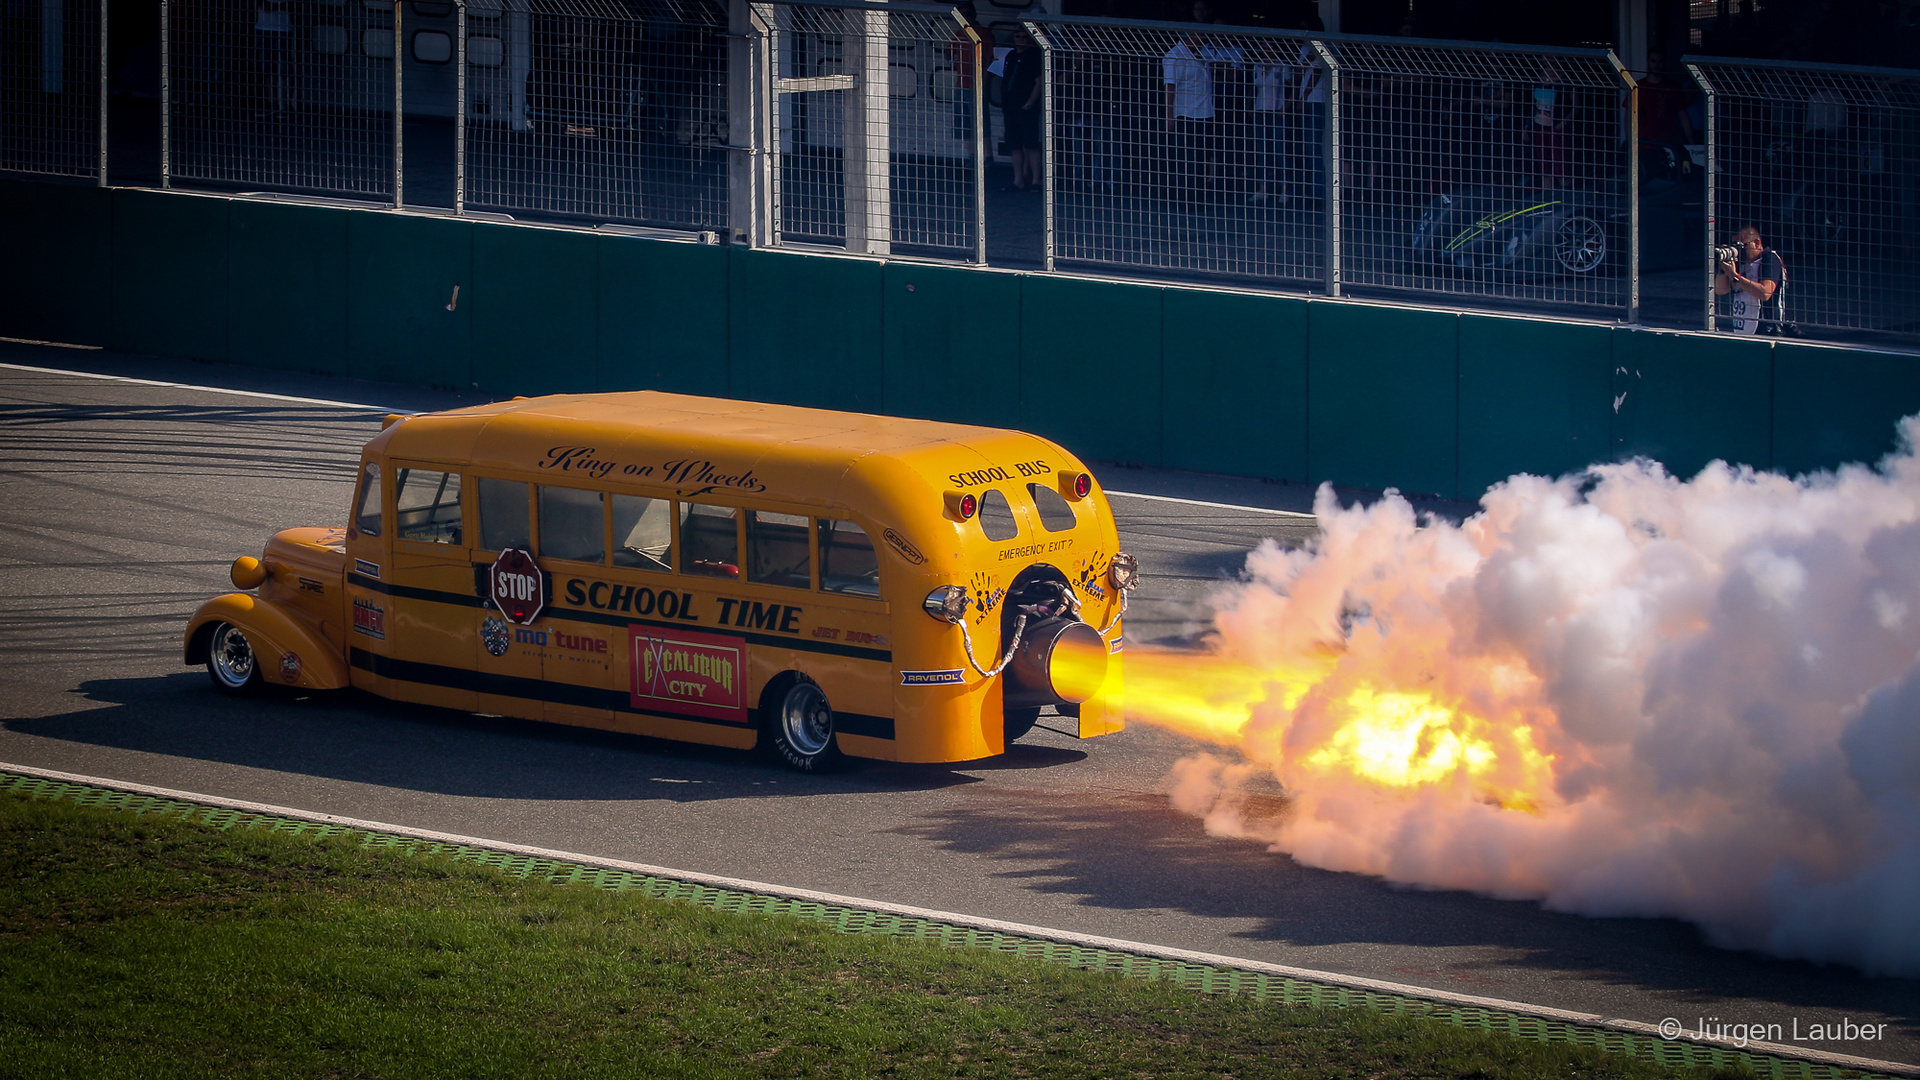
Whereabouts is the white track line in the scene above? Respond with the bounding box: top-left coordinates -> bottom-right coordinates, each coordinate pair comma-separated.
1106,490 -> 1314,518
2,761 -> 1910,1077
3,358 -> 1313,519
0,360 -> 402,412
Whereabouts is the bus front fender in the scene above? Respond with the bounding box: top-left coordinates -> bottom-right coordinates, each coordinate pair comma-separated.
184,593 -> 350,691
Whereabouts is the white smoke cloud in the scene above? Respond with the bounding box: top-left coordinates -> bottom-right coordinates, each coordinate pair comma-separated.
1156,418 -> 1920,975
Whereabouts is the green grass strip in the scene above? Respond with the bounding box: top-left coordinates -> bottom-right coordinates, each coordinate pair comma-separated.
0,770 -> 1892,1080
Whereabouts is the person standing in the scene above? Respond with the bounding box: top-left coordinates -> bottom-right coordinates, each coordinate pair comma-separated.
1001,31 -> 1045,192
1715,224 -> 1786,334
1164,30 -> 1217,205
1531,59 -> 1568,190
1289,14 -> 1326,201
1247,39 -> 1289,205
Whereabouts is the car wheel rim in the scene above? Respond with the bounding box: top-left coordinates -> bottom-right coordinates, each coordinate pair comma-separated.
780,682 -> 833,757
1556,217 -> 1605,273
211,624 -> 255,688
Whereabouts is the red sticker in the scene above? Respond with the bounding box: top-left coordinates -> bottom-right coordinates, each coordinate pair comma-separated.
489,548 -> 545,625
629,625 -> 748,724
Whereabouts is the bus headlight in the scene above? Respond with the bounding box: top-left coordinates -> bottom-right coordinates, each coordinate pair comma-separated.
1109,551 -> 1140,592
923,585 -> 970,624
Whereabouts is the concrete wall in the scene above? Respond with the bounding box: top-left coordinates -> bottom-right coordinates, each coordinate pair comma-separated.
7,178 -> 1919,501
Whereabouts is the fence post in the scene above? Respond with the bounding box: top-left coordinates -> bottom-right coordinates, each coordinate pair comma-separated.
842,8 -> 891,255
455,0 -> 465,214
159,0 -> 169,188
1030,21 -> 1055,272
393,0 -> 404,208
1688,62 -> 1717,332
1610,51 -> 1639,324
966,17 -> 986,265
97,0 -> 107,185
728,0 -> 769,246
1312,38 -> 1340,298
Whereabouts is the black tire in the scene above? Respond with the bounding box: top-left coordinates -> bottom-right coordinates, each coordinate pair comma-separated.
206,622 -> 264,696
1005,708 -> 1041,745
764,674 -> 845,773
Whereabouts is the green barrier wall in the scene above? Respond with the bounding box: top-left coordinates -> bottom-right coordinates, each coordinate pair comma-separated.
7,182 -> 1920,501
882,261 -> 1023,430
470,222 -> 597,397
1772,342 -> 1920,477
1458,314 -> 1613,496
1309,302 -> 1461,498
0,179 -> 112,347
229,200 -> 349,376
1160,288 -> 1308,483
1018,275 -> 1165,467
728,247 -> 884,412
346,211 -> 472,390
598,236 -> 730,397
1611,327 -> 1774,478
110,188 -> 230,362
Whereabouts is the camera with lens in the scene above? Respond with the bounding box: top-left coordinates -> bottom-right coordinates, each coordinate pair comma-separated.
1714,244 -> 1742,263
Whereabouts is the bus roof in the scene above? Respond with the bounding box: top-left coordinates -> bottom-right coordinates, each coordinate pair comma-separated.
367,391 -> 1079,514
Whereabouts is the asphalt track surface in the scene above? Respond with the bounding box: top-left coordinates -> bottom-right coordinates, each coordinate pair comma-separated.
1,340 -> 1915,1066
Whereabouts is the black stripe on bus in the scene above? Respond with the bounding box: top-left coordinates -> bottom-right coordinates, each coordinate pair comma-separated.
347,572 -> 893,663
348,648 -> 896,741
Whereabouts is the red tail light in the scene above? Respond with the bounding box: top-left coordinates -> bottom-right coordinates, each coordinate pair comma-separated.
944,490 -> 978,521
1060,471 -> 1092,501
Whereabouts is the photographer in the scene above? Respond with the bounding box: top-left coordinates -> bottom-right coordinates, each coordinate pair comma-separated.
1714,225 -> 1785,335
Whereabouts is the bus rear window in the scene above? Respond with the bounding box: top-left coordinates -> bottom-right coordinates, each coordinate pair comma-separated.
818,519 -> 880,598
539,486 -> 606,563
978,489 -> 1019,542
354,462 -> 382,537
748,511 -> 812,589
681,503 -> 740,578
1028,483 -> 1077,532
395,469 -> 462,544
612,494 -> 672,571
477,477 -> 530,551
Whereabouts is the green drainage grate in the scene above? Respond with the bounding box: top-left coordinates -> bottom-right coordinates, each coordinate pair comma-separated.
0,770 -> 1897,1080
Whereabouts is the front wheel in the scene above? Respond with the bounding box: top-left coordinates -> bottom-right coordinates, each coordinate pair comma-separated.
765,675 -> 845,773
1554,214 -> 1607,274
206,622 -> 263,696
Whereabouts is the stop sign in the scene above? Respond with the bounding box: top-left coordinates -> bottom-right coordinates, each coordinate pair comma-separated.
489,548 -> 545,625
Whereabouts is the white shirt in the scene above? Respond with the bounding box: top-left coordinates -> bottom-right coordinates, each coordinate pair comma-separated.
1253,63 -> 1286,111
1163,42 -> 1215,120
1726,257 -> 1762,333
1294,45 -> 1325,104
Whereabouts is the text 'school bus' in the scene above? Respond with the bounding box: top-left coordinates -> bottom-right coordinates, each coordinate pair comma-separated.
184,392 -> 1140,771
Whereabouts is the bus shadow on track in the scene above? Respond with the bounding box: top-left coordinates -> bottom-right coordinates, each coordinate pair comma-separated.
4,674 -> 1086,802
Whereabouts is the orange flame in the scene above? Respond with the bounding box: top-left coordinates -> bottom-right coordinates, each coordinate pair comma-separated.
1127,647 -> 1557,814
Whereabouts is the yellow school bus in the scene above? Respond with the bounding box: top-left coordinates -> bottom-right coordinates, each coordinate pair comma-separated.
183,391 -> 1138,770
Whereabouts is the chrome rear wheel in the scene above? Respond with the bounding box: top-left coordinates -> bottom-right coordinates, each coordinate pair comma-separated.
767,676 -> 844,772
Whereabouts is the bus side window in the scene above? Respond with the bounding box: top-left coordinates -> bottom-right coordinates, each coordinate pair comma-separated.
978,489 -> 1019,542
747,511 -> 811,589
680,503 -> 740,579
611,494 -> 673,571
354,462 -> 383,537
477,477 -> 531,551
817,519 -> 880,599
1027,483 -> 1077,532
395,469 -> 463,544
539,486 -> 607,563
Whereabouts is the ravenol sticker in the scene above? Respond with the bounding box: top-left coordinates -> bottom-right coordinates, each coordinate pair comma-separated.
1108,636 -> 1124,654
354,558 -> 381,579
900,668 -> 966,686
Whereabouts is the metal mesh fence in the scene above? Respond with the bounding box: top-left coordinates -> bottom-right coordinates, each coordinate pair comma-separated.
1030,19 -> 1323,287
464,0 -> 728,230
0,0 -> 103,179
762,0 -> 981,261
164,0 -> 396,200
1324,39 -> 1632,315
1690,58 -> 1920,342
